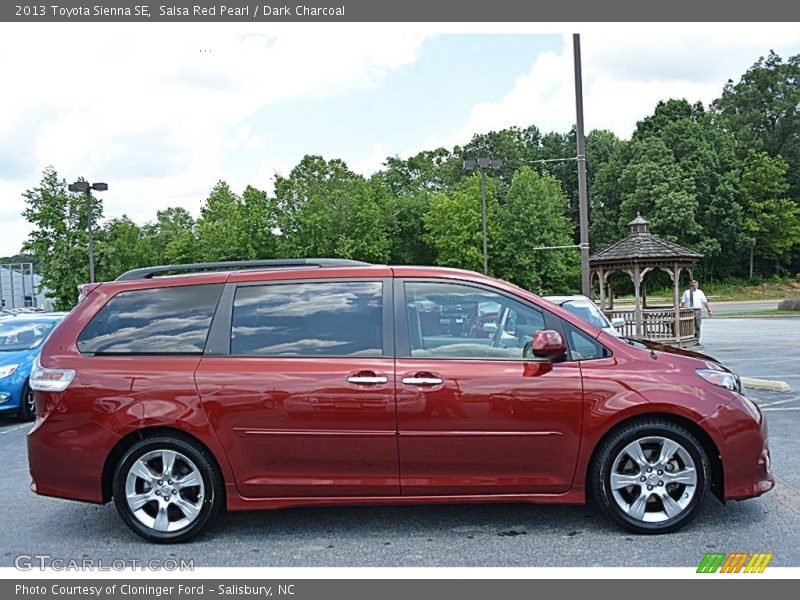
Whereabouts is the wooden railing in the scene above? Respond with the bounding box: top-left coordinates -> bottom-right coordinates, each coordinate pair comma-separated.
604,306 -> 696,344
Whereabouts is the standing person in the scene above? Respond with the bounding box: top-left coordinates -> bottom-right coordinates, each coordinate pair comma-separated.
681,279 -> 713,344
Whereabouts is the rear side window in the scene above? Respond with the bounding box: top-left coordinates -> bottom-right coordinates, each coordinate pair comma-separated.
77,284 -> 223,355
231,281 -> 383,357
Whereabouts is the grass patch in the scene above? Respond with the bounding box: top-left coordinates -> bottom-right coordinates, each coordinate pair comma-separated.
716,309 -> 800,318
615,278 -> 800,303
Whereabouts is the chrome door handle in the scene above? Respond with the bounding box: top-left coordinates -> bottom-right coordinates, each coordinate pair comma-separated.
347,376 -> 388,384
402,377 -> 443,385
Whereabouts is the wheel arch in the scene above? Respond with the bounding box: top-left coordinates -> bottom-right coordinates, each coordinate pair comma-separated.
101,426 -> 226,504
586,412 -> 725,503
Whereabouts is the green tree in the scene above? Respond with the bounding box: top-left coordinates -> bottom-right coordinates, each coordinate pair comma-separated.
618,136 -> 701,244
713,51 -> 800,194
196,181 -> 247,261
240,185 -> 279,260
95,216 -> 155,281
495,167 -> 578,294
423,173 -> 499,273
588,130 -> 628,251
144,207 -> 196,264
386,190 -> 436,265
21,167 -> 98,309
633,99 -> 749,278
275,156 -> 393,262
461,126 -> 544,197
379,148 -> 460,196
740,150 -> 800,277
195,181 -> 278,262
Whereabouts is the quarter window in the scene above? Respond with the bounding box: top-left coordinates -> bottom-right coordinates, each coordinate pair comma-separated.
564,322 -> 612,361
77,284 -> 223,355
231,281 -> 383,357
403,281 -> 545,360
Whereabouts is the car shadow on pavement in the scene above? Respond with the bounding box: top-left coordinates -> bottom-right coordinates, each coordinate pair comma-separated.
5,495 -> 776,568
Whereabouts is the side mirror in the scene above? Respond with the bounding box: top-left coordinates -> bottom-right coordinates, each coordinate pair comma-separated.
481,322 -> 498,333
532,330 -> 566,360
611,317 -> 625,330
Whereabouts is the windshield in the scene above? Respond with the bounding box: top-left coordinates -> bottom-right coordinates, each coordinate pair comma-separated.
0,320 -> 56,352
561,301 -> 611,329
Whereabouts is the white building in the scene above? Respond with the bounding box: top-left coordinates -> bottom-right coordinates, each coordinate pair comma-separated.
0,264 -> 52,310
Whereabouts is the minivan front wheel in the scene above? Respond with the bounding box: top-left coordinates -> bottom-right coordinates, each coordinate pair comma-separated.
591,419 -> 710,534
113,435 -> 223,543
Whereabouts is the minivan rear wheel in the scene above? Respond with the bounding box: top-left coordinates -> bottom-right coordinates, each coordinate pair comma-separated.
113,435 -> 223,543
590,419 -> 710,534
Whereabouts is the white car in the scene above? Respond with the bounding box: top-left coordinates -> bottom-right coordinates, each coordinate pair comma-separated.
544,295 -> 625,336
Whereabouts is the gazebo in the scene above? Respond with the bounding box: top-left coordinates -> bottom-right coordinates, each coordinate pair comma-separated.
589,214 -> 703,347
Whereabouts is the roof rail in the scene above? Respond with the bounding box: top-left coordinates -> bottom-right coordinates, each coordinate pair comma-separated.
115,259 -> 372,281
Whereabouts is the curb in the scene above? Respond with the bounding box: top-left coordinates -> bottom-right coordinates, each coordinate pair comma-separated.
741,377 -> 792,393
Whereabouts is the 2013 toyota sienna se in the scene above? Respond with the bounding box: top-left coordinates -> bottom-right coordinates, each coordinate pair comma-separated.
27,259 -> 774,542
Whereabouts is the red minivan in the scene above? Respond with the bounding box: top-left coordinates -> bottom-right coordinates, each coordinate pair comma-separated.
27,259 -> 774,542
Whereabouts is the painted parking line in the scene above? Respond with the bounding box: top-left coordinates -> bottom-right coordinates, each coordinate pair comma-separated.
0,424 -> 31,435
762,407 -> 800,412
758,397 -> 800,408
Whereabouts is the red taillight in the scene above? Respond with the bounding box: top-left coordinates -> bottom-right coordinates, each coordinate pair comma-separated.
29,355 -> 76,392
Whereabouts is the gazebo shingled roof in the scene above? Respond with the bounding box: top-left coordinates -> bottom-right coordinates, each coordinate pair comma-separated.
590,214 -> 702,265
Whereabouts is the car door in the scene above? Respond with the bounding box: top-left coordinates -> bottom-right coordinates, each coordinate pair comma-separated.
395,279 -> 584,496
195,276 -> 399,498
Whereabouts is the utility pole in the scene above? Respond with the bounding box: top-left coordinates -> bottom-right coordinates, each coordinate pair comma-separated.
464,158 -> 503,274
69,180 -> 108,283
573,33 -> 591,296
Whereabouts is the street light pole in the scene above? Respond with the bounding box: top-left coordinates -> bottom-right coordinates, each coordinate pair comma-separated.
480,167 -> 488,275
573,33 -> 591,297
86,189 -> 95,283
69,180 -> 108,284
464,158 -> 502,275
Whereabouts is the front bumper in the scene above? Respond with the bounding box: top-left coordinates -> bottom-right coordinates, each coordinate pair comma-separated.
0,369 -> 27,412
703,395 -> 774,501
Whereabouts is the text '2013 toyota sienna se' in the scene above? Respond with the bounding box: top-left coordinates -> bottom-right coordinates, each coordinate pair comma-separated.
27,259 -> 774,542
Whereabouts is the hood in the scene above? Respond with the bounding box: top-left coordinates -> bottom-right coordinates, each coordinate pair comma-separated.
0,348 -> 36,367
628,338 -> 727,370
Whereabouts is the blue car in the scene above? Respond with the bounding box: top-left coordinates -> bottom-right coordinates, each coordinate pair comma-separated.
0,313 -> 66,420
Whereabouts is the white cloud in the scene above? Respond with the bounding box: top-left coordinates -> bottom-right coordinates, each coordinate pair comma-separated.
350,143 -> 392,178
4,23 -> 800,258
0,23 -> 430,255
435,25 -> 800,150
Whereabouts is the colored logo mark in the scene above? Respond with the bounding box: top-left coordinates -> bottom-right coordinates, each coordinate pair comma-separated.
697,552 -> 773,573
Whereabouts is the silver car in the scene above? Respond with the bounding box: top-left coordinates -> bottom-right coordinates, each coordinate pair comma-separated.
544,295 -> 624,336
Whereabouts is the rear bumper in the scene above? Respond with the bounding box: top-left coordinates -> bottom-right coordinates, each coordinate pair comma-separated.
27,413 -> 120,504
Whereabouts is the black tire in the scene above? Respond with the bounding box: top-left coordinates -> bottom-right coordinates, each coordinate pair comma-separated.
113,434 -> 224,543
18,382 -> 36,421
589,418 -> 710,534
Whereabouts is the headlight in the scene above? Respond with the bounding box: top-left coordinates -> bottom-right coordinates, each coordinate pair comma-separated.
0,364 -> 19,379
696,368 -> 741,393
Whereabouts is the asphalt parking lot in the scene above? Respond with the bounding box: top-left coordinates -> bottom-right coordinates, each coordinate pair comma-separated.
1,317 -> 798,568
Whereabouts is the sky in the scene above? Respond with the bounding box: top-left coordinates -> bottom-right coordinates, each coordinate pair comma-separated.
2,23 -> 800,257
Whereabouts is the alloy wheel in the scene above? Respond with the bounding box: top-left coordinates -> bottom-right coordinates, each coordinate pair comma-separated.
124,449 -> 205,533
609,435 -> 698,523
